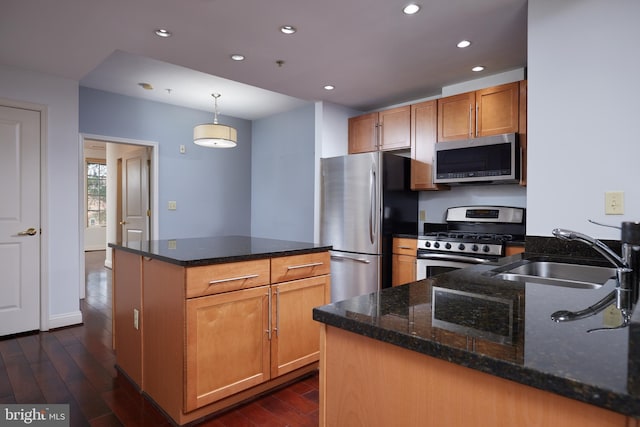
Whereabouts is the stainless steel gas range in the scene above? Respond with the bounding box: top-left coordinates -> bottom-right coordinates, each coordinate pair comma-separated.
417,206 -> 525,280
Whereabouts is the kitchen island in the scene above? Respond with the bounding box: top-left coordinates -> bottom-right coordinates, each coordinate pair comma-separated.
109,236 -> 331,425
313,252 -> 640,427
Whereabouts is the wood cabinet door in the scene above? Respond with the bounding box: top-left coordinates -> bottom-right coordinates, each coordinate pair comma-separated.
437,92 -> 475,141
185,285 -> 271,411
411,100 -> 448,190
392,254 -> 416,287
379,106 -> 410,151
476,82 -> 520,137
270,275 -> 329,378
348,112 -> 378,154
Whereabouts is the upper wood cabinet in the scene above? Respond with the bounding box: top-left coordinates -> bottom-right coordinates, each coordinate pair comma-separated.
437,91 -> 476,141
437,82 -> 520,142
410,100 -> 448,191
348,112 -> 378,153
348,106 -> 410,154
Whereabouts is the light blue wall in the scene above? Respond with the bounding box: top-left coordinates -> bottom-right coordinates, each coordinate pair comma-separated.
79,87 -> 252,239
251,103 -> 316,242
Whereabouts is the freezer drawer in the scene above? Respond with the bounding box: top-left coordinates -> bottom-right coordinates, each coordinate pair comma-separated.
329,250 -> 380,303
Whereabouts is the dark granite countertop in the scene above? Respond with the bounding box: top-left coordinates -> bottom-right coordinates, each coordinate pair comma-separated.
109,235 -> 331,266
313,251 -> 640,417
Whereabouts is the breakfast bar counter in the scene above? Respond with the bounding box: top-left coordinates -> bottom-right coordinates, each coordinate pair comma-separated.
313,252 -> 640,426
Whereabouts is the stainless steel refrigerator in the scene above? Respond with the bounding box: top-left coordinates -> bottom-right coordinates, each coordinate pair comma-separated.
320,152 -> 418,302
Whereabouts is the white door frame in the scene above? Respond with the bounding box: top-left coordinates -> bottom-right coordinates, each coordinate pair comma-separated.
79,134 -> 159,297
1,97 -> 49,331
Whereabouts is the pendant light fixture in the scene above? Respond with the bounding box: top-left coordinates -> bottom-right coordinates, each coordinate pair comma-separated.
193,93 -> 237,148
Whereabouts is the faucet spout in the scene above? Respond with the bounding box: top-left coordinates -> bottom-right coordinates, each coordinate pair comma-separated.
551,226 -> 638,323
552,228 -> 627,269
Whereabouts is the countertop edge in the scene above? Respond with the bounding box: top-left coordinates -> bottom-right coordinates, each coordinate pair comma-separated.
109,242 -> 332,266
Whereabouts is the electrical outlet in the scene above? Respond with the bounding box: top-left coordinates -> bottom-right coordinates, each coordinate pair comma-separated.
419,210 -> 426,221
168,200 -> 177,210
605,191 -> 624,215
133,308 -> 139,330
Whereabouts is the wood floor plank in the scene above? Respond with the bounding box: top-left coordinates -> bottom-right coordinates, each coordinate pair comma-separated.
3,352 -> 46,403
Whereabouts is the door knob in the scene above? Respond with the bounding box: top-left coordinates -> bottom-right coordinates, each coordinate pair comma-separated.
119,221 -> 128,225
17,227 -> 38,236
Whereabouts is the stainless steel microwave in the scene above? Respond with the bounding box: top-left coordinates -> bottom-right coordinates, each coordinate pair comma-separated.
433,133 -> 519,185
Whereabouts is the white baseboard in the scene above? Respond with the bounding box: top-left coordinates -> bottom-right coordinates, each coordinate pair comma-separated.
104,259 -> 112,269
48,310 -> 83,330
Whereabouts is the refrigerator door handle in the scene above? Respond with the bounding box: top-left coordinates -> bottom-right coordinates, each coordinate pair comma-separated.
330,254 -> 372,264
370,167 -> 376,245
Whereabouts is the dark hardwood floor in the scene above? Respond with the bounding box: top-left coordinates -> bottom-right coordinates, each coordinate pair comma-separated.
0,251 -> 319,426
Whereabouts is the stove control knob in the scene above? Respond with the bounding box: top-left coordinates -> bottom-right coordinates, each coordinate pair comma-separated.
433,242 -> 440,249
482,245 -> 491,253
471,244 -> 479,252
458,244 -> 466,251
445,243 -> 452,249
425,241 -> 431,248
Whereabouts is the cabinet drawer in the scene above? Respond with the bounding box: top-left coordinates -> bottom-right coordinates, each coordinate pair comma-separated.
392,237 -> 417,256
186,259 -> 270,298
271,252 -> 330,283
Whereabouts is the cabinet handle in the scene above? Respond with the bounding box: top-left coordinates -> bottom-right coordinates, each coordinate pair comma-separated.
398,246 -> 412,250
266,290 -> 272,340
469,104 -> 473,137
208,274 -> 259,285
287,262 -> 323,270
275,288 -> 280,338
475,103 -> 479,137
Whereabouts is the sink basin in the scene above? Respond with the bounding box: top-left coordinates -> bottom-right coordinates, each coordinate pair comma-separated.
491,261 -> 617,289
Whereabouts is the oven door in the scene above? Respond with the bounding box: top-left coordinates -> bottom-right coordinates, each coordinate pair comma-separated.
416,253 -> 493,280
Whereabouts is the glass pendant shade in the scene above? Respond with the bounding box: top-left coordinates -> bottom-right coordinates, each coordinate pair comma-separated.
193,123 -> 237,148
194,93 -> 237,148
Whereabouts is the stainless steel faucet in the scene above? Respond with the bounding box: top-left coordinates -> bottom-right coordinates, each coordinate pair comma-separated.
550,222 -> 640,329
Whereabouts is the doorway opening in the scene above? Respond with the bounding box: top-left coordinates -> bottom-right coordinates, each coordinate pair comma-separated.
80,134 -> 159,299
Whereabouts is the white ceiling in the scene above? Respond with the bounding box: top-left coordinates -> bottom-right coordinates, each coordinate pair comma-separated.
0,0 -> 527,120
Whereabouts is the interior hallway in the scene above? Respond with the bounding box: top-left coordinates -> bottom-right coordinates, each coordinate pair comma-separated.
0,250 -> 319,426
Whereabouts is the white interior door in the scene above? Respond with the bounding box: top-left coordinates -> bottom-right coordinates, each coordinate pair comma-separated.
121,147 -> 149,244
0,105 -> 41,336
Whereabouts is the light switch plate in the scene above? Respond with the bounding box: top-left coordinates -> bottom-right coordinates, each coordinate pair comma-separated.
168,200 -> 177,210
605,191 -> 624,215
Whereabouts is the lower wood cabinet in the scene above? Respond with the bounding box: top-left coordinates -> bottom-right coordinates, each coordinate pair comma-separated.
392,237 -> 417,286
113,249 -> 330,425
271,275 -> 330,377
185,285 -> 271,411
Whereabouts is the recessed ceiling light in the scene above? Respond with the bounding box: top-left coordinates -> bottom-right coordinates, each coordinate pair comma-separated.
403,4 -> 421,15
324,85 -> 335,91
280,25 -> 297,35
472,66 -> 485,72
138,82 -> 153,90
154,28 -> 172,38
457,40 -> 471,48
230,54 -> 245,61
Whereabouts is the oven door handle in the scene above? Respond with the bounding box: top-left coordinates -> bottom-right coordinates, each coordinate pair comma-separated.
417,253 -> 493,264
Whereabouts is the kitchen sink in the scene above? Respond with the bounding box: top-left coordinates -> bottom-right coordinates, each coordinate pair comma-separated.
489,260 -> 617,289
